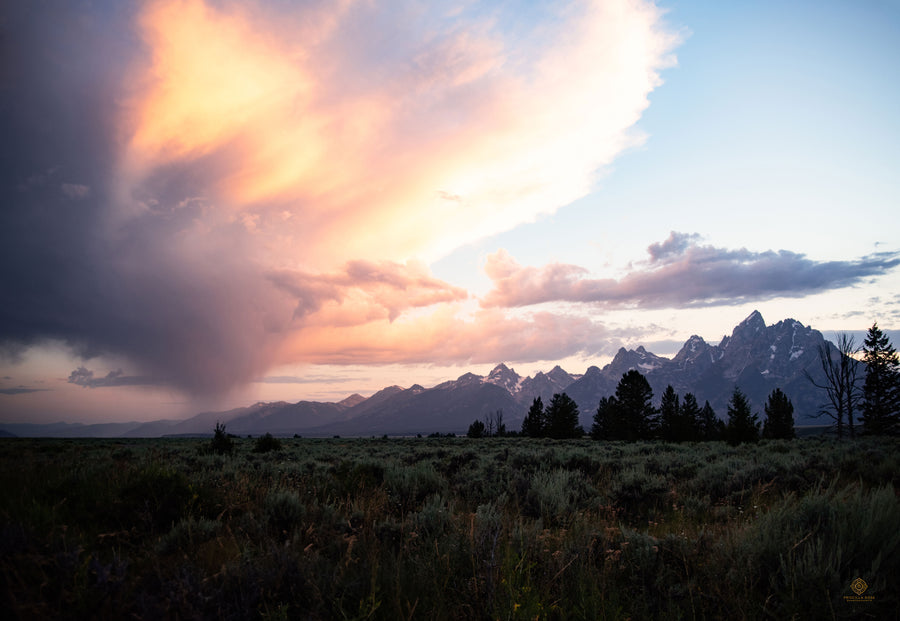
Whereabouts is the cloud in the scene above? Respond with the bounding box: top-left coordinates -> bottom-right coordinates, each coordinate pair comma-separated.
119,0 -> 678,267
269,259 -> 469,323
279,306 -> 615,366
255,375 -> 363,385
61,183 -> 91,199
0,387 -> 50,395
483,232 -> 900,309
647,231 -> 702,262
1,0 -> 677,393
67,367 -> 159,389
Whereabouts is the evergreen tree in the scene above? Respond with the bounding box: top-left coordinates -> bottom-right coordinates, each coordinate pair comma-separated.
467,419 -> 486,438
725,388 -> 760,445
861,322 -> 900,436
697,400 -> 723,441
521,396 -> 545,437
544,393 -> 582,439
591,396 -> 618,440
762,388 -> 795,439
209,421 -> 235,455
613,370 -> 657,441
680,393 -> 702,441
659,385 -> 681,442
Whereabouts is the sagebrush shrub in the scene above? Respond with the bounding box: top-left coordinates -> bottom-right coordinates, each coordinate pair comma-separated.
253,433 -> 282,453
385,461 -> 444,510
527,468 -> 586,525
263,489 -> 305,535
735,482 -> 900,618
119,465 -> 193,533
157,517 -> 220,555
610,464 -> 668,516
415,493 -> 452,536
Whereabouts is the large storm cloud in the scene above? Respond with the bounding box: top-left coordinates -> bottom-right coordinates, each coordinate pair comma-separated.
1,1 -> 678,393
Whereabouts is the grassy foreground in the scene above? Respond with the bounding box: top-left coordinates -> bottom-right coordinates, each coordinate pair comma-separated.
1,436 -> 898,620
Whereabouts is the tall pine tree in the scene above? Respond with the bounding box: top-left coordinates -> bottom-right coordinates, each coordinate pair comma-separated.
614,370 -> 657,441
591,396 -> 618,440
697,400 -> 722,441
725,388 -> 760,445
861,322 -> 900,435
762,388 -> 795,439
521,396 -> 545,438
545,393 -> 582,439
659,385 -> 681,442
680,393 -> 702,442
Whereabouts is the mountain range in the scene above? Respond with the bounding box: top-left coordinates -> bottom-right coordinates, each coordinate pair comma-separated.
1,311 -> 838,437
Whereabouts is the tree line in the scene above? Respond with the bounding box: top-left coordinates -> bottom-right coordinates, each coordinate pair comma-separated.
466,371 -> 794,445
467,322 -> 898,441
588,370 -> 795,445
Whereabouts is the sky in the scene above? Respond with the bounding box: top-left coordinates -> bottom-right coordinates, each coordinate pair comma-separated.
2,0 -> 899,425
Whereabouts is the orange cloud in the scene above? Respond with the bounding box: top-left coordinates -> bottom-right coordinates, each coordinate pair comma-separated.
269,259 -> 469,324
122,0 -> 678,270
278,306 -> 611,366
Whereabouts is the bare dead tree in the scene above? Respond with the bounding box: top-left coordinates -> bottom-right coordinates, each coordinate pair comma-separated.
805,333 -> 863,439
493,409 -> 505,437
482,409 -> 506,437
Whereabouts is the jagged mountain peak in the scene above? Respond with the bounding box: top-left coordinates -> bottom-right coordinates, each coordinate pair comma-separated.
486,363 -> 522,391
338,394 -> 366,408
368,385 -> 405,400
686,334 -> 706,349
672,335 -> 713,367
606,345 -> 669,376
547,365 -> 571,380
435,373 -> 482,390
736,309 -> 766,333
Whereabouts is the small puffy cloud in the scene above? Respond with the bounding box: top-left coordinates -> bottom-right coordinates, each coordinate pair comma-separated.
67,367 -> 158,389
647,231 -> 701,262
61,183 -> 91,199
483,233 -> 900,309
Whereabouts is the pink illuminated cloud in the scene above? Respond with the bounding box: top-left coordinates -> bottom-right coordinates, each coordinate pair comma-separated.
482,233 -> 900,309
121,0 -> 679,269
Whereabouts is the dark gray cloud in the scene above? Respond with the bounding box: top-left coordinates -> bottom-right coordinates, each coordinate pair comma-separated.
0,3 -> 471,394
0,3 -> 297,395
483,232 -> 900,309
67,367 -> 158,389
0,387 -> 50,395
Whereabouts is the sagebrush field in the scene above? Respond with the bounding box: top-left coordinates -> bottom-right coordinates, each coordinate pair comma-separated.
1,436 -> 898,619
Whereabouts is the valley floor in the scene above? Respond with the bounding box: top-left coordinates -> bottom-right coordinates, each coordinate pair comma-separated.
1,436 -> 898,619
